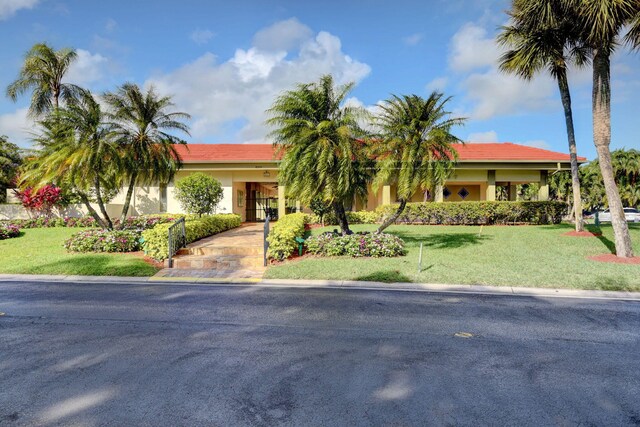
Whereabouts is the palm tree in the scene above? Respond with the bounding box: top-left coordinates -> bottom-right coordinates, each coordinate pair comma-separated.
267,74 -> 372,235
103,83 -> 190,226
6,43 -> 83,116
498,0 -> 588,232
371,93 -> 465,233
572,0 -> 640,257
20,92 -> 121,229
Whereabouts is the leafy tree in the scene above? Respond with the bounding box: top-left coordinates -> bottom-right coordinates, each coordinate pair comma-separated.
174,173 -> 223,216
309,197 -> 332,227
498,0 -> 588,232
267,74 -> 372,235
104,83 -> 190,227
571,0 -> 640,257
6,43 -> 83,116
0,135 -> 21,203
371,93 -> 464,233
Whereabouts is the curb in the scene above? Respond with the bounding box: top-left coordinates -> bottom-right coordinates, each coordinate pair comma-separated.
1,273 -> 640,301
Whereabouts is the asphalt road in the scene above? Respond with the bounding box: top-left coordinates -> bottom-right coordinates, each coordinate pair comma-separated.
1,281 -> 639,426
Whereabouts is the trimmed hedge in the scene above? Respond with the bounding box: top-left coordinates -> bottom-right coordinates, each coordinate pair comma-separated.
306,232 -> 405,257
64,229 -> 141,253
308,210 -> 379,226
0,223 -> 20,240
377,201 -> 566,225
266,213 -> 307,261
2,214 -> 182,230
142,214 -> 241,260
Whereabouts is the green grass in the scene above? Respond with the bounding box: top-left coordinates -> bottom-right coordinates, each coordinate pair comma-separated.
0,228 -> 159,276
265,223 -> 640,291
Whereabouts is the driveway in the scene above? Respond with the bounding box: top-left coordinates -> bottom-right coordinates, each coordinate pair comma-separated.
1,280 -> 639,426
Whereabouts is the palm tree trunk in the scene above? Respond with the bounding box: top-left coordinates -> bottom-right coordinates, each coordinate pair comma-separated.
94,177 -> 113,230
592,49 -> 634,257
377,199 -> 407,234
557,70 -> 584,232
78,192 -> 108,229
332,201 -> 352,235
119,173 -> 137,228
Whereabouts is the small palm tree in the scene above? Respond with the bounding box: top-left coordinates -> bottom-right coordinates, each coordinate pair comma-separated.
498,0 -> 588,232
573,0 -> 640,256
104,83 -> 190,226
267,74 -> 372,235
6,43 -> 83,116
371,93 -> 465,233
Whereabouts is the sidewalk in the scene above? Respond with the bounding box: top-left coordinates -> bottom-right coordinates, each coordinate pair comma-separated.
1,273 -> 640,301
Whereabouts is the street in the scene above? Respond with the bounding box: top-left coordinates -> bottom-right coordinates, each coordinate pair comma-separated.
1,280 -> 639,426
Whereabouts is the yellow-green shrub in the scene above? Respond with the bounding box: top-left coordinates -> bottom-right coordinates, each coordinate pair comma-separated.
142,214 -> 241,260
266,213 -> 307,261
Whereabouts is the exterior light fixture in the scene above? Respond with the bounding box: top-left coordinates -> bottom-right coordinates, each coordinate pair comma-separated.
263,171 -> 271,178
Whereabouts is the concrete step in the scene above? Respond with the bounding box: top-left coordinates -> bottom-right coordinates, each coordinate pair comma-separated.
171,254 -> 265,270
178,246 -> 263,257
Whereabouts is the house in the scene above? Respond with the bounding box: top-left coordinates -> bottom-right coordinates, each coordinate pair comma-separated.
101,142 -> 585,222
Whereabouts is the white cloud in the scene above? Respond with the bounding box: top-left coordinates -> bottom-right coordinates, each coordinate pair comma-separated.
190,28 -> 215,45
146,21 -> 371,142
425,76 -> 448,92
449,23 -> 499,72
403,33 -> 423,46
517,139 -> 551,149
252,18 -> 312,51
467,130 -> 498,142
0,0 -> 38,20
0,108 -> 33,147
64,49 -> 108,86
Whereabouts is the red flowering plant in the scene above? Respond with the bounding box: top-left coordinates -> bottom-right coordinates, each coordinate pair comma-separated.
14,184 -> 64,218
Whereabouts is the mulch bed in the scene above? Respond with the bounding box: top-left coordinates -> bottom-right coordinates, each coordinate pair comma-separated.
563,231 -> 603,237
587,254 -> 640,265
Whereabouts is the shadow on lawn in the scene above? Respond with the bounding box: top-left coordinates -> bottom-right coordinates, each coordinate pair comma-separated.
394,232 -> 491,249
32,254 -> 156,276
355,270 -> 412,283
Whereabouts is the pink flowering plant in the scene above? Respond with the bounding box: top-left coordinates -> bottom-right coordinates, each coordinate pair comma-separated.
64,229 -> 141,253
305,232 -> 405,257
0,223 -> 21,240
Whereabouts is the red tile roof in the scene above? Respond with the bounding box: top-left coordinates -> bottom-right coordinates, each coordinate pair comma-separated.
174,142 -> 586,163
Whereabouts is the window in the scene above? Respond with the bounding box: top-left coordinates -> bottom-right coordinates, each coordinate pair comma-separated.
443,187 -> 452,200
458,187 -> 470,200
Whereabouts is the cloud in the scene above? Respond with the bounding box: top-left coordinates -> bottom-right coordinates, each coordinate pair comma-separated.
190,28 -> 215,45
105,18 -> 117,32
449,23 -> 498,73
0,0 -> 38,20
403,33 -> 423,46
467,130 -> 498,142
64,49 -> 108,86
425,77 -> 448,92
146,21 -> 371,143
252,18 -> 312,51
0,108 -> 33,147
517,139 -> 550,149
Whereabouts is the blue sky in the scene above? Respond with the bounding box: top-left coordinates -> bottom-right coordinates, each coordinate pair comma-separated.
0,0 -> 638,160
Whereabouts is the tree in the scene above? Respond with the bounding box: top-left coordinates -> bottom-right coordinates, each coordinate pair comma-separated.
310,197 -> 332,227
498,0 -> 588,232
20,92 -> 121,229
104,83 -> 190,227
371,93 -> 464,233
572,0 -> 640,257
0,135 -> 21,203
174,173 -> 223,216
6,43 -> 83,116
267,74 -> 372,235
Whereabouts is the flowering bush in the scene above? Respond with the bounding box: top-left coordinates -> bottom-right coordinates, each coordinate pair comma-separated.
4,216 -> 97,229
14,185 -> 64,218
0,223 -> 20,240
306,232 -> 405,257
64,229 -> 141,253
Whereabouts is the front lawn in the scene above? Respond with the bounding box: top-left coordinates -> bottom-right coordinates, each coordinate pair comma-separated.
0,228 -> 159,276
265,223 -> 640,291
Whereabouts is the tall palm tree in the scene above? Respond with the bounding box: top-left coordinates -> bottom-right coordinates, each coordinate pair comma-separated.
371,93 -> 465,233
573,0 -> 640,257
267,74 -> 372,235
6,43 -> 83,117
21,92 -> 121,229
498,0 -> 588,232
104,83 -> 190,226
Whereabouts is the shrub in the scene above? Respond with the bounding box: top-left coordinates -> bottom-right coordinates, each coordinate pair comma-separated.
141,214 -> 241,260
266,213 -> 307,261
376,201 -> 566,225
174,173 -> 224,216
64,229 -> 141,253
309,197 -> 332,226
306,232 -> 405,257
14,185 -> 64,218
308,210 -> 380,225
0,223 -> 20,240
2,214 -> 182,230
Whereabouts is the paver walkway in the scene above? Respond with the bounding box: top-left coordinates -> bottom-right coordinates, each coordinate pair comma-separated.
154,223 -> 266,279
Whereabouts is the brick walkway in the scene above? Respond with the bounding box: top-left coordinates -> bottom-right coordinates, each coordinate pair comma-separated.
153,223 -> 266,280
